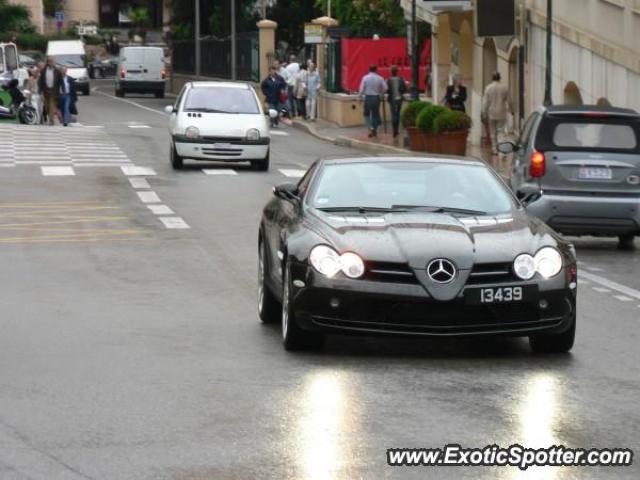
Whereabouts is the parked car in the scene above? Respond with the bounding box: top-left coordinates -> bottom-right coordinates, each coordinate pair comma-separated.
19,53 -> 37,69
258,156 -> 578,352
115,46 -> 166,98
46,40 -> 90,95
89,56 -> 118,78
502,105 -> 640,249
165,81 -> 270,170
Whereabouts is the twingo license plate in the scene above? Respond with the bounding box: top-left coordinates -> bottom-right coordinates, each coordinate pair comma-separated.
465,285 -> 537,305
578,167 -> 612,180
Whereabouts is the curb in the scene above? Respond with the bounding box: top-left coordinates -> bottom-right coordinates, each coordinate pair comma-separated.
290,119 -> 410,155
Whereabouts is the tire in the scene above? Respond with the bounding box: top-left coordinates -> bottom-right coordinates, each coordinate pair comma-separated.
618,234 -> 636,250
282,261 -> 325,351
251,151 -> 270,171
529,312 -> 576,354
18,106 -> 38,125
170,142 -> 183,169
155,90 -> 165,99
115,88 -> 124,97
89,67 -> 95,79
258,239 -> 280,324
83,87 -> 90,96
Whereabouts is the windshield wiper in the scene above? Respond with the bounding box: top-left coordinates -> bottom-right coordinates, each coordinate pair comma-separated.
391,205 -> 488,215
317,206 -> 409,213
184,107 -> 239,113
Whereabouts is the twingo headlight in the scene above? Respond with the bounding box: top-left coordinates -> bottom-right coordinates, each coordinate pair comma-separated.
185,126 -> 200,139
534,247 -> 563,279
514,253 -> 536,280
340,252 -> 365,279
246,128 -> 260,141
310,245 -> 341,278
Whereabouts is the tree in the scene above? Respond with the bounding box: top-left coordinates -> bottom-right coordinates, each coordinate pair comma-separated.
129,7 -> 150,42
0,0 -> 34,34
315,0 -> 405,37
43,0 -> 64,18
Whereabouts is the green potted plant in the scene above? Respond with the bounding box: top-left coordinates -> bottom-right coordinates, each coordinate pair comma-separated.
433,110 -> 472,155
401,101 -> 430,151
416,104 -> 448,153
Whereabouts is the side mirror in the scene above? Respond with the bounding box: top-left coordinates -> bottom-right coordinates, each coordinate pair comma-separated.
164,105 -> 175,114
497,141 -> 517,154
273,183 -> 300,202
516,183 -> 542,206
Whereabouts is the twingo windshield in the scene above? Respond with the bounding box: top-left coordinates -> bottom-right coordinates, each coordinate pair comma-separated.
183,86 -> 260,114
309,161 -> 515,214
52,54 -> 86,67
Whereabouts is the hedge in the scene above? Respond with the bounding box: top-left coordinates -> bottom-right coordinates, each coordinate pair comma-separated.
416,105 -> 448,133
400,100 -> 430,129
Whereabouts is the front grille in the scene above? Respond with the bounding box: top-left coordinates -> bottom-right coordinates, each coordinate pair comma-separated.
365,261 -> 416,284
467,262 -> 516,285
548,216 -> 638,234
201,147 -> 243,157
200,136 -> 244,143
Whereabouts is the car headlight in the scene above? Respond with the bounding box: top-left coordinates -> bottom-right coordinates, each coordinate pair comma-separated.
185,126 -> 200,139
513,254 -> 536,280
309,245 -> 341,278
534,247 -> 563,279
309,246 -> 366,279
246,128 -> 260,141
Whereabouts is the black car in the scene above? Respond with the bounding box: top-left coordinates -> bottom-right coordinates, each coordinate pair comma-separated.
89,56 -> 118,78
258,157 -> 578,352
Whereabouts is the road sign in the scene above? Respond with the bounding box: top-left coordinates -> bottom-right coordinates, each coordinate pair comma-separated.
55,10 -> 64,30
423,0 -> 472,12
304,23 -> 324,44
76,25 -> 98,36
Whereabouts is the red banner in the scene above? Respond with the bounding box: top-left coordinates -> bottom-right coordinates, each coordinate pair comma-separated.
341,37 -> 431,93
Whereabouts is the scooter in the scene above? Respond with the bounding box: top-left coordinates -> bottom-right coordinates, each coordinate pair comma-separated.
0,79 -> 38,125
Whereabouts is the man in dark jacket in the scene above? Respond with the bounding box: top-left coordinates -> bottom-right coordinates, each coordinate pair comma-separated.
58,67 -> 78,126
386,65 -> 407,137
38,57 -> 63,125
261,66 -> 286,127
443,75 -> 467,112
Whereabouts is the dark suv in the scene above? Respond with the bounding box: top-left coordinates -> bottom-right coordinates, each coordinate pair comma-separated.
501,105 -> 640,249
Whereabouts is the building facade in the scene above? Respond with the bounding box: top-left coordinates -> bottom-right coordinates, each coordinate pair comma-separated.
9,0 -> 44,33
403,0 -> 640,144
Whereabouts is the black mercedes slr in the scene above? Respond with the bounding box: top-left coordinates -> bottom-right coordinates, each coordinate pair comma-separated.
258,157 -> 577,352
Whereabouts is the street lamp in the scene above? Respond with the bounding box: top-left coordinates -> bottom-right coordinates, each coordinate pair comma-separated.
543,0 -> 553,106
194,0 -> 200,77
410,0 -> 419,101
231,0 -> 237,80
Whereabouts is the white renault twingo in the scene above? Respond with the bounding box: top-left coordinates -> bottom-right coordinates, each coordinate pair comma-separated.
165,81 -> 270,170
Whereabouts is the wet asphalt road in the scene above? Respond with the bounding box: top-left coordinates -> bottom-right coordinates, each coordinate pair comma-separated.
0,80 -> 639,480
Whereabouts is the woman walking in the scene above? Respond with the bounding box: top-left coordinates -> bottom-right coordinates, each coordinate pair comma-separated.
305,62 -> 320,121
294,64 -> 308,119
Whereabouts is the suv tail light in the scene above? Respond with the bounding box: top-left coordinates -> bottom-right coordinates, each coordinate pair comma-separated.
161,68 -> 167,79
530,151 -> 546,178
120,68 -> 127,79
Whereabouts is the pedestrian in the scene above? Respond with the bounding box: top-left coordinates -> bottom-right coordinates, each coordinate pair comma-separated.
38,56 -> 62,126
58,67 -> 77,127
285,54 -> 300,117
25,67 -> 43,124
359,64 -> 387,137
261,65 -> 286,127
306,62 -> 321,122
294,63 -> 308,120
482,71 -> 513,156
386,65 -> 407,137
444,74 -> 467,112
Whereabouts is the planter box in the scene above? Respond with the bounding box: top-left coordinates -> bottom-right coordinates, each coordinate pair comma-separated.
439,130 -> 469,156
422,132 -> 442,154
406,126 -> 425,151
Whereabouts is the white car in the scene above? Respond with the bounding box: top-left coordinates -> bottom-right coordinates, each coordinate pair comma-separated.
165,82 -> 271,171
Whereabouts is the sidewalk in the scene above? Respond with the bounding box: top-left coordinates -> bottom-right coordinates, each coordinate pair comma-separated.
290,117 -> 513,178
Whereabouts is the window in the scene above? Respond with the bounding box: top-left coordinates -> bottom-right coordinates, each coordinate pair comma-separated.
183,87 -> 260,114
553,123 -> 637,150
5,45 -> 17,71
52,55 -> 87,68
310,162 -> 514,214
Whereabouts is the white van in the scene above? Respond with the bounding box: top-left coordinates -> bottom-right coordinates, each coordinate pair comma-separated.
0,43 -> 28,86
115,46 -> 166,98
46,40 -> 90,95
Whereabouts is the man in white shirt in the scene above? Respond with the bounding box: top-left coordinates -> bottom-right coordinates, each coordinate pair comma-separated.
59,67 -> 76,126
37,57 -> 62,125
482,71 -> 513,156
285,54 -> 300,116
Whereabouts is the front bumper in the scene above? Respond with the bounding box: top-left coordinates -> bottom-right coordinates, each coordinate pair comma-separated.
288,262 -> 576,337
117,80 -> 165,92
527,191 -> 640,236
174,136 -> 270,161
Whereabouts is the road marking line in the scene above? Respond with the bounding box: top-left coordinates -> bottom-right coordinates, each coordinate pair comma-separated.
270,130 -> 289,136
94,89 -> 166,116
581,270 -> 640,302
279,168 -> 306,178
592,287 -> 611,294
584,266 -> 603,272
159,217 -> 190,229
122,166 -> 156,176
41,166 -> 75,176
128,125 -> 151,129
614,295 -> 633,302
202,169 -> 238,175
147,204 -> 174,215
137,191 -> 161,203
73,163 -> 133,167
128,178 -> 150,189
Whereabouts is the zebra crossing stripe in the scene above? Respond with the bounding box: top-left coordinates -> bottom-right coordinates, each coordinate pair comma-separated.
41,166 -> 75,176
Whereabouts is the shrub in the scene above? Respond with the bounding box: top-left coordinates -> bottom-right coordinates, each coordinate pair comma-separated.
434,110 -> 472,133
400,100 -> 430,129
416,104 -> 448,133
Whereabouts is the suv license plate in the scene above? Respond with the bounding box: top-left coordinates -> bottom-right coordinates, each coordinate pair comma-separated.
578,167 -> 612,180
465,286 -> 537,305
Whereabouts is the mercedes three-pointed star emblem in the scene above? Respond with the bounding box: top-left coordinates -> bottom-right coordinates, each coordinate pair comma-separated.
426,258 -> 457,284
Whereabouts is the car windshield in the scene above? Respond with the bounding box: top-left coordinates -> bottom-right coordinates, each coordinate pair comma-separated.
309,162 -> 515,214
552,122 -> 637,150
52,54 -> 86,67
183,86 -> 260,114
